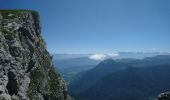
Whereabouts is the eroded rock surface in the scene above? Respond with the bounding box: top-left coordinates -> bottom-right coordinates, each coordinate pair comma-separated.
158,92 -> 170,100
0,10 -> 71,100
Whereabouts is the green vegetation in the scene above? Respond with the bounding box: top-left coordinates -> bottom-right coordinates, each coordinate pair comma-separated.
31,11 -> 40,28
0,10 -> 40,36
48,66 -> 61,99
11,96 -> 18,100
27,62 -> 61,99
0,28 -> 16,40
0,9 -> 35,12
0,97 -> 6,100
27,64 -> 45,98
0,10 -> 38,19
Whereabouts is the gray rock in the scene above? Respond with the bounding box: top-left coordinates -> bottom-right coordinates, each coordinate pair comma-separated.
0,10 -> 72,100
158,91 -> 170,100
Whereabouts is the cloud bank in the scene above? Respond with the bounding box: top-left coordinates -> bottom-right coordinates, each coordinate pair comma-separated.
89,52 -> 119,60
89,54 -> 107,60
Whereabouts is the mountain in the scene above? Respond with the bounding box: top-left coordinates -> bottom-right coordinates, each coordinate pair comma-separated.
114,52 -> 170,59
52,56 -> 100,83
69,59 -> 129,94
52,52 -> 170,61
52,53 -> 170,69
59,65 -> 94,83
116,55 -> 170,67
53,57 -> 100,69
77,65 -> 170,100
52,53 -> 170,81
0,10 -> 71,100
69,55 -> 170,100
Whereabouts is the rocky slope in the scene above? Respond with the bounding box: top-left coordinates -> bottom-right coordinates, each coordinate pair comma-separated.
158,92 -> 170,100
0,10 -> 71,100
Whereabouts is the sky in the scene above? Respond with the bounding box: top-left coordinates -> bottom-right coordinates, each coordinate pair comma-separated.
0,0 -> 170,54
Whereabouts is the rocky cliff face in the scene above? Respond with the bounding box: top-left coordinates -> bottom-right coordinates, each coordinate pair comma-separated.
0,10 -> 71,100
158,92 -> 170,100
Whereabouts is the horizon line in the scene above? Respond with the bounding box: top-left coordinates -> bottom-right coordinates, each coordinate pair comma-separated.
50,51 -> 170,55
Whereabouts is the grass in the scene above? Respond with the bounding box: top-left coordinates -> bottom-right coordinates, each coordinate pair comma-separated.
27,64 -> 45,98
0,28 -> 16,40
0,9 -> 38,19
0,9 -> 36,12
0,97 -> 6,100
0,9 -> 40,33
27,64 -> 62,99
48,66 -> 61,99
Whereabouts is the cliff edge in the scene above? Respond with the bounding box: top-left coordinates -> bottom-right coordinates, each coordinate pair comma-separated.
0,10 -> 71,100
158,92 -> 170,100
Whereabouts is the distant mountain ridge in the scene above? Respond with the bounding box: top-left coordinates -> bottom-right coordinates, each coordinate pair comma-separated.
77,64 -> 170,100
69,55 -> 170,100
116,55 -> 170,67
51,52 -> 170,61
69,58 -> 129,93
53,57 -> 100,69
52,52 -> 170,72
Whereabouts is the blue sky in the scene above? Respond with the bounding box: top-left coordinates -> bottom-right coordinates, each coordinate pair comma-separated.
0,0 -> 170,53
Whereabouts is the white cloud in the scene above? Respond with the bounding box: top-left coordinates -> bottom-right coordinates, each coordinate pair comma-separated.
89,54 -> 107,60
107,52 -> 119,57
88,52 -> 119,60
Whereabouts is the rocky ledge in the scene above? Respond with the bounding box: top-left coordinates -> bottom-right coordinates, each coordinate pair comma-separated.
158,92 -> 170,100
0,10 -> 72,100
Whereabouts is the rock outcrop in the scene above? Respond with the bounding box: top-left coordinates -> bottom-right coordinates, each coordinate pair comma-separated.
158,92 -> 170,100
0,10 -> 71,100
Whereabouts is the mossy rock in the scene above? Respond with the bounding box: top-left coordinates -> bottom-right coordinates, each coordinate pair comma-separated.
0,97 -> 6,100
48,66 -> 62,99
0,28 -> 16,40
0,10 -> 37,19
27,65 -> 45,98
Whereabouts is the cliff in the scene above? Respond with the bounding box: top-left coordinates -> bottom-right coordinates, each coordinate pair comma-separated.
0,10 -> 71,100
158,92 -> 170,100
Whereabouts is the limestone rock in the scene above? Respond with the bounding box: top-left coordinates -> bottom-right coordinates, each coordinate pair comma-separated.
158,91 -> 170,100
0,10 -> 72,100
